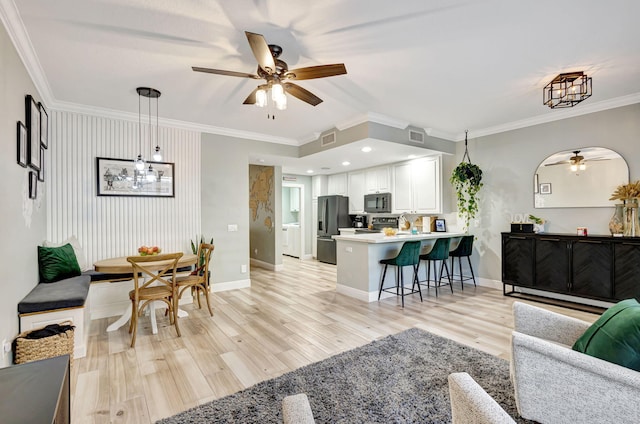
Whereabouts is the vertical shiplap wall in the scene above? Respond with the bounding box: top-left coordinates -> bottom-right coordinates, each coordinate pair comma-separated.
46,111 -> 201,265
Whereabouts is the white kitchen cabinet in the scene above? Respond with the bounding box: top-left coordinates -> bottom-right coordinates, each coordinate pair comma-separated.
327,172 -> 347,195
282,224 -> 301,258
365,166 -> 390,193
339,228 -> 357,235
347,171 -> 365,213
392,156 -> 441,214
312,175 -> 327,200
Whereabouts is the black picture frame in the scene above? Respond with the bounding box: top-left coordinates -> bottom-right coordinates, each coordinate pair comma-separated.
29,171 -> 37,199
38,147 -> 45,182
25,95 -> 41,171
435,219 -> 447,232
540,183 -> 552,195
96,157 -> 175,197
39,102 -> 48,149
17,121 -> 28,167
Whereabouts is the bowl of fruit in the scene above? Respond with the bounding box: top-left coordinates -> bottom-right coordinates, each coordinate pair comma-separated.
138,245 -> 162,256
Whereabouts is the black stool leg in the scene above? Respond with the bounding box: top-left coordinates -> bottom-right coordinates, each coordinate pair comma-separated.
378,264 -> 388,300
413,264 -> 422,301
467,256 -> 477,286
458,257 -> 464,290
443,260 -> 453,293
400,266 -> 405,308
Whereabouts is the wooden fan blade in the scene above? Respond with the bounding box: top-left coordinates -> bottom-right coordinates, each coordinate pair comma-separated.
192,67 -> 260,79
284,64 -> 347,80
283,83 -> 323,106
245,31 -> 276,75
243,87 -> 258,105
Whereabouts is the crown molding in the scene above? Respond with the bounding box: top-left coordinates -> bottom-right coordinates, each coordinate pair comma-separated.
0,0 -> 54,106
52,100 -> 299,145
461,93 -> 640,141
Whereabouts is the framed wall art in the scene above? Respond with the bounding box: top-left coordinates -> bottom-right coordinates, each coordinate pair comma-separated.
96,157 -> 175,197
17,121 -> 27,167
25,95 -> 41,171
38,147 -> 45,182
39,102 -> 48,149
29,171 -> 37,199
540,183 -> 552,195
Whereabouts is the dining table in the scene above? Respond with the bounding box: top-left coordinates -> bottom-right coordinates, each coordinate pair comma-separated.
94,253 -> 197,334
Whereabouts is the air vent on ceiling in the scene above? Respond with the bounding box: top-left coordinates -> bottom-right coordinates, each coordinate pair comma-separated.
409,130 -> 425,144
321,132 -> 336,146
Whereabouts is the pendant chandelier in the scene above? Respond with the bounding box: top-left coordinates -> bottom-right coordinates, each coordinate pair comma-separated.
135,87 -> 162,181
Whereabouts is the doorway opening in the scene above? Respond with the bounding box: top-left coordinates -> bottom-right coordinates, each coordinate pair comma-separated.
282,182 -> 305,259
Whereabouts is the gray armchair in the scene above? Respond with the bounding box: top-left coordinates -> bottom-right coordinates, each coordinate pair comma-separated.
448,372 -> 515,424
511,302 -> 640,423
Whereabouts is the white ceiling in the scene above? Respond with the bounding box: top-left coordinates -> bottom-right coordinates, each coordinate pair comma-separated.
5,0 -> 640,173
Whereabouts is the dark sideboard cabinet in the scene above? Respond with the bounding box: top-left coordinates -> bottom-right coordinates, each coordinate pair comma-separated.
0,355 -> 70,424
502,232 -> 640,303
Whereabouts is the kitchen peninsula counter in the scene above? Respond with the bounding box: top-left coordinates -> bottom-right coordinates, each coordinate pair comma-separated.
333,232 -> 465,302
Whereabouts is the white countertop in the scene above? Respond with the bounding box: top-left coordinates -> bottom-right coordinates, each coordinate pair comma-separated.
333,231 -> 465,244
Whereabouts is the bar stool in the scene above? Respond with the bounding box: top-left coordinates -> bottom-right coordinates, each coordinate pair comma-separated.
417,238 -> 452,296
378,240 -> 423,307
449,235 -> 476,290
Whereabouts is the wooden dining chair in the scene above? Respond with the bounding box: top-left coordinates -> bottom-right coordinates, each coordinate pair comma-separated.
127,252 -> 183,347
175,243 -> 214,316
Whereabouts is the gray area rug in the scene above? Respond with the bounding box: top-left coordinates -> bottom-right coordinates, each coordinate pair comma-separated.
158,328 -> 529,423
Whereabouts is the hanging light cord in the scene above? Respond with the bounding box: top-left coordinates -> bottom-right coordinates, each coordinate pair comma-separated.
462,130 -> 471,163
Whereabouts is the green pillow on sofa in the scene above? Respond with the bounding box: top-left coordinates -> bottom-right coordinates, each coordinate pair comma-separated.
38,243 -> 81,284
573,298 -> 640,371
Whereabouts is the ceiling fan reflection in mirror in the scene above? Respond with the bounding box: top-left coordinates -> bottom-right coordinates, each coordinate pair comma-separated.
192,31 -> 347,119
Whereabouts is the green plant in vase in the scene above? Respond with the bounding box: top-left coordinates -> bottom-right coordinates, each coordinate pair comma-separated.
450,131 -> 483,232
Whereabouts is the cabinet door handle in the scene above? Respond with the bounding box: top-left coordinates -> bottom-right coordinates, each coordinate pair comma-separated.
508,236 -> 527,240
540,238 -> 561,241
577,240 -> 603,244
622,242 -> 640,246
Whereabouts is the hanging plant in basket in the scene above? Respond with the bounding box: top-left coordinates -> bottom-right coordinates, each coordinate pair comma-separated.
450,131 -> 483,232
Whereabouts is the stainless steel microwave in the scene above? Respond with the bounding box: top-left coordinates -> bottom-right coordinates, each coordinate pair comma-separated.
364,192 -> 392,213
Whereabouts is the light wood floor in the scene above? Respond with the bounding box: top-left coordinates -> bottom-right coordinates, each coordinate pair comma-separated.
72,256 -> 599,423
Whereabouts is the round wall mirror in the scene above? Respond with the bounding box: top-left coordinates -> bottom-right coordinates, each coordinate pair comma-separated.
534,147 -> 628,208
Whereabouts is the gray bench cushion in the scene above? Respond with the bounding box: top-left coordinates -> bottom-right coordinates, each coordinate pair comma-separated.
18,274 -> 91,314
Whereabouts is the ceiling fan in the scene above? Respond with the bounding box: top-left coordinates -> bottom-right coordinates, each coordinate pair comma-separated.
192,31 -> 347,111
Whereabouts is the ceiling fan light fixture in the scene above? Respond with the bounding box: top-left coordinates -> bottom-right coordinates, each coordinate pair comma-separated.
255,88 -> 267,107
543,71 -> 592,109
272,83 -> 284,101
275,93 -> 287,110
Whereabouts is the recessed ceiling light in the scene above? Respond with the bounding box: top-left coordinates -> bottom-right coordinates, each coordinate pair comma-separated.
361,146 -> 372,153
306,169 -> 314,174
342,161 -> 351,166
408,154 -> 417,159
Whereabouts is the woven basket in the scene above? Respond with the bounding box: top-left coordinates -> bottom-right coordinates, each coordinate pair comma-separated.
14,321 -> 74,366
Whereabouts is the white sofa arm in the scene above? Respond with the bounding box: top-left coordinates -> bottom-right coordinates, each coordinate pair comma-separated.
512,301 -> 591,346
282,394 -> 315,424
448,373 -> 515,424
511,331 -> 640,423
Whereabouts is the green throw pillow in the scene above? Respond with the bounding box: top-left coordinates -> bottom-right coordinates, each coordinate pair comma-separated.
572,298 -> 640,371
38,243 -> 81,284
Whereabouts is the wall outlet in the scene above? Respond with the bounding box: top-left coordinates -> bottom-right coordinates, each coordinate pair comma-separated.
1,339 -> 9,359
254,248 -> 258,254
228,224 -> 238,232
345,246 -> 353,252
241,264 -> 247,273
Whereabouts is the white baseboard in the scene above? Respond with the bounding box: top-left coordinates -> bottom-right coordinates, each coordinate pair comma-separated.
211,278 -> 250,292
301,254 -> 313,260
250,258 -> 283,271
336,284 -> 396,303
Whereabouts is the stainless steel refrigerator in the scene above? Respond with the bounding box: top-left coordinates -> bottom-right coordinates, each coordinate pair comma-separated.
317,195 -> 351,264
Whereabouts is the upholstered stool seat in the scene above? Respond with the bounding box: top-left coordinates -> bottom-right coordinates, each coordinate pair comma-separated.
417,238 -> 452,296
449,235 -> 476,290
378,240 -> 423,307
